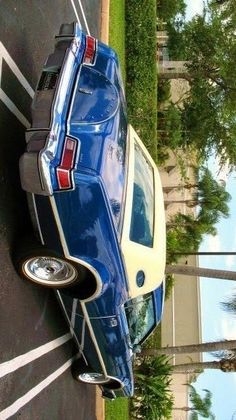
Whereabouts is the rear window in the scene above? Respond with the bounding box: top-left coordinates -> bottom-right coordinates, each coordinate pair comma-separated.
129,143 -> 154,247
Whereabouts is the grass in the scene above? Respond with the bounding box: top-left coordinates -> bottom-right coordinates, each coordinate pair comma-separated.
107,8 -> 129,420
109,0 -> 126,80
105,398 -> 130,420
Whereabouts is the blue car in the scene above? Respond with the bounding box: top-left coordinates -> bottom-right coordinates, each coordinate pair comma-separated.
14,23 -> 166,399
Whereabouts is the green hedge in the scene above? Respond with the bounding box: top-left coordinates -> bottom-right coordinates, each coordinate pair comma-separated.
109,0 -> 126,79
126,0 -> 157,160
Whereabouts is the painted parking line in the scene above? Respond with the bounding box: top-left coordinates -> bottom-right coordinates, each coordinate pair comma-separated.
69,0 -> 82,26
76,0 -> 91,35
0,42 -> 34,98
69,0 -> 90,34
0,42 -> 33,127
0,357 -> 75,420
0,333 -> 71,379
0,88 -> 30,128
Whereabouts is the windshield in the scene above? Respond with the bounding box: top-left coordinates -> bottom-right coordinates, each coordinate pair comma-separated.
125,293 -> 155,346
129,143 -> 154,247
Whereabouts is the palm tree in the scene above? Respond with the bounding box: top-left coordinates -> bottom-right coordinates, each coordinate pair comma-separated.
140,339 -> 236,357
172,358 -> 236,374
165,167 -> 231,217
165,264 -> 236,280
173,385 -> 215,419
221,292 -> 236,314
166,167 -> 231,259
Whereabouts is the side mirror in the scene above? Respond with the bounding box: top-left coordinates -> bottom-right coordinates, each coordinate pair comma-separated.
133,345 -> 141,354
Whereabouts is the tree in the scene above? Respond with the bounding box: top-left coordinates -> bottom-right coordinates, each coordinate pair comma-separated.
172,359 -> 236,374
182,5 -> 236,168
167,167 -> 231,216
221,292 -> 236,315
165,264 -> 236,280
166,167 -> 231,259
160,1 -> 236,168
157,0 -> 186,22
141,339 -> 236,357
158,104 -> 184,150
174,385 -> 215,419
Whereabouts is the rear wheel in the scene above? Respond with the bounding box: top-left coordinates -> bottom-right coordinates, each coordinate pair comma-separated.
13,237 -> 85,289
22,255 -> 78,287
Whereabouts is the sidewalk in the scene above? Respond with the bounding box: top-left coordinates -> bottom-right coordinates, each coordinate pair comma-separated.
100,0 -> 110,44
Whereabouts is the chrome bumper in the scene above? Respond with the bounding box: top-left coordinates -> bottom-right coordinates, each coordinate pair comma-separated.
20,23 -> 83,196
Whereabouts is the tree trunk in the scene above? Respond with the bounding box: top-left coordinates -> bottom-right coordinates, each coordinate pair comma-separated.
165,199 -> 197,206
159,72 -> 191,81
165,264 -> 236,280
173,407 -> 192,412
140,340 -> 236,357
163,183 -> 198,191
172,359 -> 236,373
171,252 -> 236,256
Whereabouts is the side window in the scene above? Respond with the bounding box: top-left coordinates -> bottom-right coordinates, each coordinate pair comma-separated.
125,293 -> 155,346
129,143 -> 154,247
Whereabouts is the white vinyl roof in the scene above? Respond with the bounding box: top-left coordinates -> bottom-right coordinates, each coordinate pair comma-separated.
121,125 -> 166,299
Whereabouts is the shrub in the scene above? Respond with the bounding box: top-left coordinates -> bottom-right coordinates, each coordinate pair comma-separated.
131,355 -> 174,419
126,0 -> 157,160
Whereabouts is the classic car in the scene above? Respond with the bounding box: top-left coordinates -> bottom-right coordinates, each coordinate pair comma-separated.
13,22 -> 166,399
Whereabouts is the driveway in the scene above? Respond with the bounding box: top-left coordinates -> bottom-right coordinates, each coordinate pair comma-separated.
0,2 -> 103,418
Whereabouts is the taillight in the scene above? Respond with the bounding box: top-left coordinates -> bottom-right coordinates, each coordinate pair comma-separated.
83,35 -> 96,65
56,137 -> 77,190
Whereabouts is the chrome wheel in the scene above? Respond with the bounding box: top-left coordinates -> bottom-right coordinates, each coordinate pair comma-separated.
22,256 -> 77,287
78,372 -> 110,385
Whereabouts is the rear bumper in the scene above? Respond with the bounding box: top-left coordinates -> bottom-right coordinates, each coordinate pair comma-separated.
20,23 -> 85,196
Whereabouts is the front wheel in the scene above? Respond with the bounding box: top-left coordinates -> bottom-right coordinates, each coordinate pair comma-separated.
71,359 -> 121,389
71,359 -> 110,385
77,372 -> 111,385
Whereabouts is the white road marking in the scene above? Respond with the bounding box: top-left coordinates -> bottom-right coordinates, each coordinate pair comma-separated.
0,357 -> 75,420
76,0 -> 91,35
0,42 -> 33,126
69,0 -> 82,26
0,333 -> 71,379
0,42 -> 34,98
0,88 -> 30,128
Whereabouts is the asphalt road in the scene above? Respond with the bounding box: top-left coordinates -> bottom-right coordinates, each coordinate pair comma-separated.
0,1 -> 102,419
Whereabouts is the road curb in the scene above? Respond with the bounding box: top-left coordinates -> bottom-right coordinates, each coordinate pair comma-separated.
96,387 -> 105,420
100,0 -> 110,44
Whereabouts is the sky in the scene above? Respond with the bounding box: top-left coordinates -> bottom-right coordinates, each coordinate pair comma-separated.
183,1 -> 236,419
196,169 -> 236,420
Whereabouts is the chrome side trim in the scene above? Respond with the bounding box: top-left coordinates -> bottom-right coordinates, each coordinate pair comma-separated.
71,298 -> 78,328
80,301 -> 108,377
31,193 -> 45,245
56,291 -> 87,362
49,196 -> 103,301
